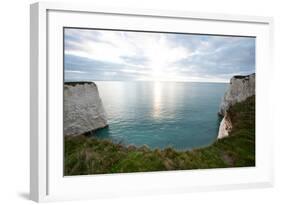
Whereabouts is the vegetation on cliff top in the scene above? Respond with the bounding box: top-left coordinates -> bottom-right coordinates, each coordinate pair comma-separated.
64,96 -> 255,176
64,81 -> 96,87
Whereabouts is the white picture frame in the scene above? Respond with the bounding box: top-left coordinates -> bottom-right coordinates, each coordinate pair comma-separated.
30,2 -> 274,202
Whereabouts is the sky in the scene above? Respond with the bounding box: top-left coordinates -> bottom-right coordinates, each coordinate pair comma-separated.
64,28 -> 255,83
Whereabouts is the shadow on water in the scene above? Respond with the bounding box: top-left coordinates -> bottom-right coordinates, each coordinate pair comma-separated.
217,114 -> 223,127
84,126 -> 110,137
86,126 -> 127,145
94,126 -> 111,137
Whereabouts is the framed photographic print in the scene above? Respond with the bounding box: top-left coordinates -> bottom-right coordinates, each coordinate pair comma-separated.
30,2 -> 274,202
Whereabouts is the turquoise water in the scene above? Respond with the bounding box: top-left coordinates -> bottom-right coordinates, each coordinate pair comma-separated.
94,81 -> 227,150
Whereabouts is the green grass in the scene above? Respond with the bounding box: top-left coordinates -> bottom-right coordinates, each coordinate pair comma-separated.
64,96 -> 255,175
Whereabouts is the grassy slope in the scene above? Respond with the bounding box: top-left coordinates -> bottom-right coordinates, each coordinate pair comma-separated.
64,96 -> 255,175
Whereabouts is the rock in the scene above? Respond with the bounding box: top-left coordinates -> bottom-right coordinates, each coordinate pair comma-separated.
217,73 -> 255,139
127,145 -> 137,151
139,144 -> 150,152
64,82 -> 108,137
217,113 -> 233,139
219,73 -> 255,116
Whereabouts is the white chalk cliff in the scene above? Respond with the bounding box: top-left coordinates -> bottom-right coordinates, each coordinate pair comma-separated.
64,82 -> 108,137
217,113 -> 233,139
217,73 -> 255,139
219,73 -> 255,116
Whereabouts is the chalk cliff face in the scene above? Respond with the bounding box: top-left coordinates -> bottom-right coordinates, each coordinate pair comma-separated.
217,113 -> 233,139
217,74 -> 255,139
219,73 -> 255,116
64,82 -> 108,137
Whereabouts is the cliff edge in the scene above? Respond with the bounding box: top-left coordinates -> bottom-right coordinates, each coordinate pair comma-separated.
64,82 -> 108,137
217,74 -> 255,139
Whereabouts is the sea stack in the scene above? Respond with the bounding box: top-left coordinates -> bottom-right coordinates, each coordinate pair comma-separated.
217,73 -> 255,139
64,82 -> 108,137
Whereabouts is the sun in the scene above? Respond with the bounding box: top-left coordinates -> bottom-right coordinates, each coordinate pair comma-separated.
151,69 -> 164,81
149,55 -> 169,81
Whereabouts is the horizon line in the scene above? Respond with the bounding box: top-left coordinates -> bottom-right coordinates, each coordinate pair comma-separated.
64,79 -> 229,84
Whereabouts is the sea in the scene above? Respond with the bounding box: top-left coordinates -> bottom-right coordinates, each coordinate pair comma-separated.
93,81 -> 227,150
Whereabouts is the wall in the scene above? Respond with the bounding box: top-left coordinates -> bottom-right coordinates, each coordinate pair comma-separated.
0,0 -> 280,204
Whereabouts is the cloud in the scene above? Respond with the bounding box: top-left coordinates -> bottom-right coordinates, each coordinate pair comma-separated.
64,28 -> 255,82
